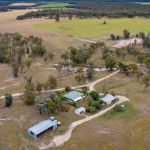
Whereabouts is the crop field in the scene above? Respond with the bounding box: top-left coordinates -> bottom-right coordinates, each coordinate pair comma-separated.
37,2 -> 74,10
33,18 -> 150,38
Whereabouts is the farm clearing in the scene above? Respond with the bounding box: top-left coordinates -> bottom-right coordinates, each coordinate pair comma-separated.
33,18 -> 150,38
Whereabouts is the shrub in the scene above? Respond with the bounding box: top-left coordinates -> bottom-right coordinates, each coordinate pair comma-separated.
113,104 -> 125,112
89,91 -> 99,101
86,107 -> 96,114
65,86 -> 71,92
68,101 -> 77,107
91,101 -> 101,110
5,93 -> 13,107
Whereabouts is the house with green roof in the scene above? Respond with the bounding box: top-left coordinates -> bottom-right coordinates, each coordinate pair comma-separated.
64,91 -> 85,103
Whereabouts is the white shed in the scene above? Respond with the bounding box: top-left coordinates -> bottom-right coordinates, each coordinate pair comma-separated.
101,94 -> 116,105
75,107 -> 86,115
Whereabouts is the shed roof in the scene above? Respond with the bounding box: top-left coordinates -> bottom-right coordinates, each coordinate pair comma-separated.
75,107 -> 85,115
28,119 -> 57,135
75,107 -> 85,112
101,94 -> 116,103
64,91 -> 84,101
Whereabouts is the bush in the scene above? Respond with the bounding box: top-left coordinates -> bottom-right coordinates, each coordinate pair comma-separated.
68,101 -> 77,107
59,95 -> 66,101
89,91 -> 99,101
5,93 -> 13,107
91,101 -> 101,110
65,86 -> 71,92
86,107 -> 96,114
113,104 -> 125,112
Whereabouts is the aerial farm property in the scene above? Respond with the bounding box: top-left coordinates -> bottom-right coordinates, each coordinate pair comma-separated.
0,1 -> 150,150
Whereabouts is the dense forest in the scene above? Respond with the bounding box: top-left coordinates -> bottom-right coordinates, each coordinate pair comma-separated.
16,2 -> 150,20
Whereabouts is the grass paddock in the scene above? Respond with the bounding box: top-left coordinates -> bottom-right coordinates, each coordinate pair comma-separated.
33,18 -> 150,38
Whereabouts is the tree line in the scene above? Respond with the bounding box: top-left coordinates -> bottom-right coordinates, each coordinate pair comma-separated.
0,33 -> 46,77
16,3 -> 150,20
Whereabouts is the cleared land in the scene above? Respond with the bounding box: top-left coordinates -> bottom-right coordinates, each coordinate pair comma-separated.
33,18 -> 150,38
9,3 -> 36,7
49,74 -> 150,150
37,2 -> 74,10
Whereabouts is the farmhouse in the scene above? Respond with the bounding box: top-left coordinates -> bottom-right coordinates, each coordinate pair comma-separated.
101,94 -> 116,105
28,117 -> 59,139
64,91 -> 85,103
75,107 -> 86,115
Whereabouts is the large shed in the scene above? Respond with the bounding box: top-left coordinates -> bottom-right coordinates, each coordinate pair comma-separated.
28,117 -> 58,139
101,94 -> 116,105
64,91 -> 85,103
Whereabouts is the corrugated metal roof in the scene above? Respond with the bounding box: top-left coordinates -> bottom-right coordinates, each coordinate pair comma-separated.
101,94 -> 116,103
64,91 -> 84,101
28,119 -> 57,135
75,107 -> 85,114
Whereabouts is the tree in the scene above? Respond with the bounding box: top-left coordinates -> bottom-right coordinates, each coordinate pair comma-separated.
123,29 -> 130,39
65,86 -> 71,92
102,46 -> 112,59
43,82 -> 48,93
89,91 -> 100,101
136,69 -> 144,81
35,95 -> 50,114
139,32 -> 145,40
32,45 -> 46,56
110,34 -> 115,40
36,82 -> 43,94
144,57 -> 150,74
141,75 -> 150,90
115,48 -> 124,58
47,75 -> 57,89
116,35 -> 120,40
86,66 -> 95,80
105,55 -> 116,71
68,14 -> 73,20
5,93 -> 13,107
20,60 -> 25,73
114,104 -> 125,112
22,80 -> 36,105
48,95 -> 69,114
12,62 -> 19,78
25,58 -> 32,70
103,21 -> 106,25
55,15 -> 60,22
43,55 -> 49,63
61,51 -> 70,61
48,52 -> 55,61
75,73 -> 86,83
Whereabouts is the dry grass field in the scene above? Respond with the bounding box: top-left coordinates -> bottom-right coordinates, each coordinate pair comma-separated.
0,61 -> 110,96
0,10 -> 85,63
48,74 -> 150,150
0,9 -> 150,150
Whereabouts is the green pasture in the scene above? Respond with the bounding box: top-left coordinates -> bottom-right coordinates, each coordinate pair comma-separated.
33,18 -> 150,38
37,2 -> 74,10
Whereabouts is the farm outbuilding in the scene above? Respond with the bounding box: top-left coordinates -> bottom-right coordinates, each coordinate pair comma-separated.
28,117 -> 59,139
64,91 -> 85,103
101,94 -> 116,105
75,107 -> 86,115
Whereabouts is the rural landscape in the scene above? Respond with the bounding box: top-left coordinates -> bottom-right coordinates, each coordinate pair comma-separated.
0,0 -> 150,150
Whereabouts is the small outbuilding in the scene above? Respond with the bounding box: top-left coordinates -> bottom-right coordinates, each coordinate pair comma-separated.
75,107 -> 86,115
64,91 -> 85,103
28,117 -> 59,139
101,94 -> 116,105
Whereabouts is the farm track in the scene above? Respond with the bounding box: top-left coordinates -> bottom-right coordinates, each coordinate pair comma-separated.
0,70 -> 119,100
40,95 -> 129,150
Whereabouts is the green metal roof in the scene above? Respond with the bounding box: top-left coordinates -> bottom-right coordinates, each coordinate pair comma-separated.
64,91 -> 84,101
